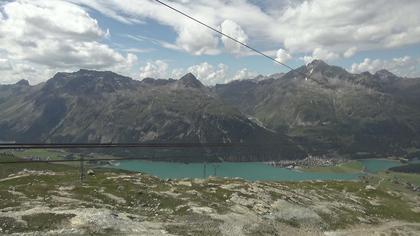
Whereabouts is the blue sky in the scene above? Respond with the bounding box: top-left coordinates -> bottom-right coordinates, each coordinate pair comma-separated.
1,0 -> 420,85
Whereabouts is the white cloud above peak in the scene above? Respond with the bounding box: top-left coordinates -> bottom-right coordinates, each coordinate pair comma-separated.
303,47 -> 340,64
137,60 -> 257,86
187,62 -> 229,85
139,60 -> 169,79
351,56 -> 418,77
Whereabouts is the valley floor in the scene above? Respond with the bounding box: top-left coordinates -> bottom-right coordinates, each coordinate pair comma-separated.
0,155 -> 420,235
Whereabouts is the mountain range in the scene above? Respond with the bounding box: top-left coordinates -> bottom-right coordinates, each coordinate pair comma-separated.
216,60 -> 420,158
1,60 -> 420,161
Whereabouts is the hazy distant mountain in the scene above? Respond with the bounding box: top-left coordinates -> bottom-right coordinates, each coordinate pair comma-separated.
0,69 -> 302,161
215,60 -> 420,157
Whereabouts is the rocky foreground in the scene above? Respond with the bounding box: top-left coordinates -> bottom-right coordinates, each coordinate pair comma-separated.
0,159 -> 420,235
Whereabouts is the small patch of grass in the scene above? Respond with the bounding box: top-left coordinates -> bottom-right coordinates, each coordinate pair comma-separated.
10,149 -> 68,161
186,183 -> 233,214
22,213 -> 76,231
165,216 -> 222,236
0,217 -> 25,233
278,217 -> 300,228
317,211 -> 360,230
0,214 -> 75,233
362,193 -> 420,223
0,190 -> 22,208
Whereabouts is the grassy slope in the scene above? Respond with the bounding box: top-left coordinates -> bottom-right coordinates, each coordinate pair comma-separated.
1,153 -> 420,235
10,149 -> 69,160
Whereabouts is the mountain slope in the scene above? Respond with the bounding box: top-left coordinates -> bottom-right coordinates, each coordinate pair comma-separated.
0,70 -> 303,161
2,61 -> 420,160
215,60 -> 420,157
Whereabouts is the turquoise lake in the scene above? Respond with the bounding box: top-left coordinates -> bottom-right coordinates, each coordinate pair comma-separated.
114,159 -> 403,181
359,159 -> 402,173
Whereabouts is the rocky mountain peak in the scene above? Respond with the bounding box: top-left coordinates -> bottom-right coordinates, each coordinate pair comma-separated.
252,75 -> 267,82
45,69 -> 135,94
306,60 -> 339,73
304,59 -> 351,81
374,69 -> 398,80
360,71 -> 373,76
178,73 -> 204,88
307,59 -> 329,69
16,79 -> 30,86
74,69 -> 131,81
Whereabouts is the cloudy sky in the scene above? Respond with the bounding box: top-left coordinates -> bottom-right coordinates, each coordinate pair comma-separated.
0,0 -> 420,85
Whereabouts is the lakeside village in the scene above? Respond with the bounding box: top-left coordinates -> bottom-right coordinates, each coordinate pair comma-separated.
264,155 -> 412,170
265,155 -> 347,169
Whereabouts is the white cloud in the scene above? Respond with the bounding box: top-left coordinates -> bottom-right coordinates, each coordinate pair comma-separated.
176,22 -> 220,55
233,68 -> 257,81
350,56 -> 419,77
171,68 -> 186,79
220,20 -> 248,55
0,58 -> 12,71
187,62 -> 229,85
303,47 -> 340,64
71,0 -> 222,56
0,0 -> 137,84
139,60 -> 169,79
275,49 -> 292,63
136,60 -> 258,85
0,58 -> 55,85
344,47 -> 357,58
69,0 -> 420,60
138,60 -> 257,84
276,0 -> 420,55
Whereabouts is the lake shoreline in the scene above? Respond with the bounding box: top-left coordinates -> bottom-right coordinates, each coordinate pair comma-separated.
107,158 -> 405,181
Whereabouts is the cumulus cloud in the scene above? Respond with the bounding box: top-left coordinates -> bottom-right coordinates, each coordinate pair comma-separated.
350,56 -> 419,77
303,47 -> 340,64
277,0 -> 420,56
0,0 -> 137,84
0,58 -> 12,71
220,20 -> 248,55
233,68 -> 257,81
176,23 -> 220,55
344,47 -> 358,58
275,49 -> 292,63
187,62 -> 229,85
186,63 -> 259,85
138,60 -> 255,85
69,0 -> 420,60
170,68 -> 186,80
0,57 -> 55,84
139,60 -> 169,79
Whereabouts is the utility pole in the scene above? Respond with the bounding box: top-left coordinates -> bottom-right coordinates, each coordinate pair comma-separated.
213,164 -> 219,177
203,161 -> 207,178
80,156 -> 85,183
